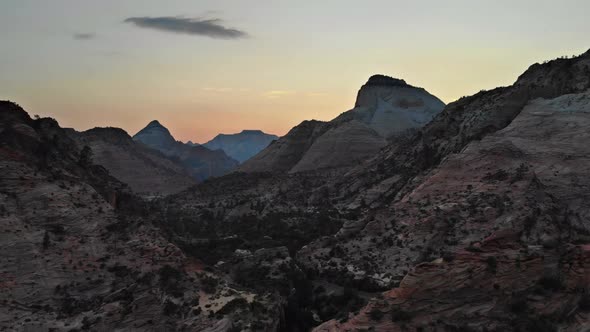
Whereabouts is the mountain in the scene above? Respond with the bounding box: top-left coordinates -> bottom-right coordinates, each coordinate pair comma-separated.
133,120 -> 238,180
239,75 -> 445,173
0,101 -> 282,330
67,127 -> 196,197
335,74 -> 445,138
133,120 -> 177,151
161,50 -> 590,331
203,130 -> 278,163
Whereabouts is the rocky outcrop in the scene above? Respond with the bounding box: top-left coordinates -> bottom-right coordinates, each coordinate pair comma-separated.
337,74 -> 445,138
204,129 -> 278,163
133,120 -> 239,180
68,127 -> 196,197
239,75 -> 444,174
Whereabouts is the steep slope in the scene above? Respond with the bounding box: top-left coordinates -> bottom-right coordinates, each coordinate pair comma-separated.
133,121 -> 238,180
239,75 -> 444,173
239,120 -> 328,173
203,130 -> 278,163
68,127 -> 196,197
289,120 -> 386,173
312,90 -> 590,332
0,101 -> 282,331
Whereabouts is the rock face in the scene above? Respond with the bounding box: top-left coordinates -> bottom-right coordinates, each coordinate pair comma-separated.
337,75 -> 445,138
133,120 -> 238,180
239,75 -> 444,173
0,102 -> 281,331
68,127 -> 196,197
203,130 -> 278,163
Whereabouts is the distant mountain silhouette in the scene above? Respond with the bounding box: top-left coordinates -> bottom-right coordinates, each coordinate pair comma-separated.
133,120 -> 238,180
203,130 -> 278,163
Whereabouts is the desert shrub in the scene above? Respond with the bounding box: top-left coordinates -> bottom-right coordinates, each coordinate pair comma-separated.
159,265 -> 183,297
486,256 -> 498,274
483,169 -> 509,182
538,273 -> 564,291
509,297 -> 528,314
159,265 -> 182,284
163,300 -> 179,316
201,275 -> 218,294
78,145 -> 93,168
107,264 -> 131,278
523,318 -> 556,332
579,291 -> 590,311
369,308 -> 385,321
216,297 -> 248,316
43,231 -> 50,249
391,308 -> 412,322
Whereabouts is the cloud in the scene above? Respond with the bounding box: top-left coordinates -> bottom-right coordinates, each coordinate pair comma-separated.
123,16 -> 248,39
73,33 -> 96,40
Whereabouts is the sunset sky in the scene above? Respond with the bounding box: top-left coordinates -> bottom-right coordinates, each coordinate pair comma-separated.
1,0 -> 589,142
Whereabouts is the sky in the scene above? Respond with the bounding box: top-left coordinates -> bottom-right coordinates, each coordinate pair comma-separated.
1,0 -> 589,143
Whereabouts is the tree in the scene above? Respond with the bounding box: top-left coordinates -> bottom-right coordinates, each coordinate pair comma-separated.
78,145 -> 93,168
43,231 -> 50,249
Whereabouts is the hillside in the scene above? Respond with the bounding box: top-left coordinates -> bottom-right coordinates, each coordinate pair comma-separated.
0,102 -> 283,330
67,126 -> 196,197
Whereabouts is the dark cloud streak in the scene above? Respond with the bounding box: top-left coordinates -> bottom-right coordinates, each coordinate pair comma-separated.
123,16 -> 248,39
73,33 -> 96,40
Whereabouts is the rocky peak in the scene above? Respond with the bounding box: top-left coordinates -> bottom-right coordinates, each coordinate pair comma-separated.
364,74 -> 410,88
343,75 -> 446,138
146,119 -> 163,128
133,120 -> 176,151
514,50 -> 590,91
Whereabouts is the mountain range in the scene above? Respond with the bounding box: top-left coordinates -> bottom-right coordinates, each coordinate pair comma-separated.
203,130 -> 278,163
133,120 -> 239,181
1,50 -> 590,331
